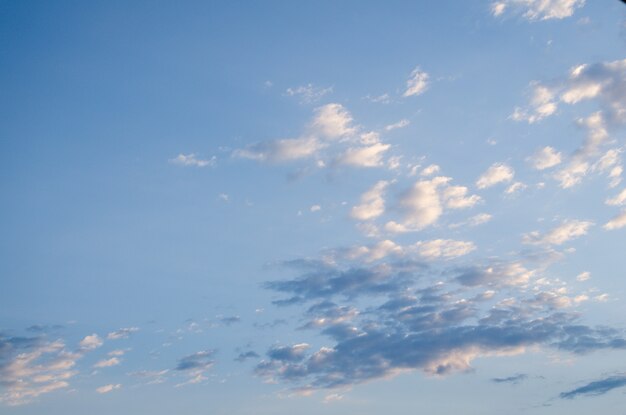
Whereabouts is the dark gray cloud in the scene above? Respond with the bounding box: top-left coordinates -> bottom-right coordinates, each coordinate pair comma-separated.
560,374 -> 626,399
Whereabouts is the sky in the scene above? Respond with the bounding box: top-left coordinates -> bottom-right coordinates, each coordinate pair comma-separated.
2,0 -> 626,413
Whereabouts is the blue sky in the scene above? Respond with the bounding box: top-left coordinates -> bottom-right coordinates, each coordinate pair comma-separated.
2,0 -> 626,413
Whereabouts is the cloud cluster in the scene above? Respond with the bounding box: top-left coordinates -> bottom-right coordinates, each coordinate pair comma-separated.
491,0 -> 585,21
257,251 -> 624,391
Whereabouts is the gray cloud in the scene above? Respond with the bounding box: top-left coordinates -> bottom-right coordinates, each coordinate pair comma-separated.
560,374 -> 626,399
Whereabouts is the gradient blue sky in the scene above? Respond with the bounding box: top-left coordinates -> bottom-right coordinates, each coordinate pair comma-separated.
2,1 -> 626,413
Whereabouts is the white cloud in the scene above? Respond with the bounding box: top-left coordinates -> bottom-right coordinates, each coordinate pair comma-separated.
576,271 -> 591,282
510,84 -> 557,123
420,164 -> 440,177
523,220 -> 593,245
234,136 -> 324,162
169,154 -> 216,168
79,334 -> 103,350
286,84 -> 333,103
403,67 -> 429,97
476,163 -> 515,189
604,210 -> 626,230
348,239 -> 404,262
311,103 -> 356,139
365,93 -> 391,104
414,239 -> 476,259
442,185 -> 481,209
505,182 -> 527,195
96,384 -> 121,394
107,327 -> 139,340
310,205 -> 321,212
606,188 -> 626,206
338,143 -> 390,167
528,146 -> 562,170
385,119 -> 410,131
351,181 -> 389,221
553,158 -> 589,188
492,0 -> 585,21
390,176 -> 448,231
94,357 -> 121,368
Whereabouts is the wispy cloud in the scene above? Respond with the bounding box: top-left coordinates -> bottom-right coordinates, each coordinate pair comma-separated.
560,374 -> 626,399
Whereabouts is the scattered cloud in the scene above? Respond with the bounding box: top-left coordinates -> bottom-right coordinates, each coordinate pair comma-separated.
350,181 -> 388,221
169,154 -> 216,168
403,67 -> 429,97
286,84 -> 333,103
604,210 -> 626,230
107,327 -> 139,340
560,374 -> 626,399
94,357 -> 121,368
476,163 -> 515,189
79,334 -> 103,351
491,373 -> 528,384
523,220 -> 593,245
491,0 -> 585,21
96,384 -> 121,394
528,146 -> 563,170
385,119 -> 410,131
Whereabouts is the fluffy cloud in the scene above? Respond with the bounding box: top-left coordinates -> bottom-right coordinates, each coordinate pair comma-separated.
79,334 -> 103,350
476,163 -> 515,189
338,142 -> 390,167
169,153 -> 216,168
383,176 -> 480,233
385,119 -> 410,131
604,210 -> 626,230
350,181 -> 388,221
606,188 -> 626,206
528,146 -> 562,170
96,384 -> 121,394
522,220 -> 593,245
94,357 -> 121,368
403,67 -> 429,97
491,0 -> 585,21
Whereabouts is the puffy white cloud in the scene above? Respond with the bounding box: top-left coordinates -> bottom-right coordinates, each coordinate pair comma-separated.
442,185 -> 482,209
310,205 -> 321,212
79,334 -> 103,350
351,181 -> 388,221
576,271 -> 591,282
505,182 -> 527,195
348,240 -> 404,262
338,142 -> 390,167
528,146 -> 562,170
390,176 -> 448,231
510,84 -> 557,123
169,154 -> 216,168
492,0 -> 585,21
604,210 -> 626,230
403,67 -> 429,97
476,163 -> 515,189
553,158 -> 589,189
96,384 -> 121,394
414,239 -> 476,259
523,220 -> 593,245
311,103 -> 356,139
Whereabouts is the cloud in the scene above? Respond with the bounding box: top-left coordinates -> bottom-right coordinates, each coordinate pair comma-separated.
169,154 -> 216,168
528,146 -> 563,170
414,239 -> 476,259
449,213 -> 493,229
491,373 -> 528,384
523,220 -> 593,245
79,334 -> 103,350
420,164 -> 440,177
476,163 -> 515,189
338,142 -> 391,167
403,67 -> 429,97
235,351 -> 260,362
286,84 -> 333,103
107,327 -> 139,340
604,210 -> 626,230
560,374 -> 626,399
0,335 -> 80,406
606,189 -> 626,206
491,0 -> 585,21
175,350 -> 215,372
96,384 -> 121,394
234,103 -> 358,164
350,181 -> 388,221
93,357 -> 121,368
258,255 -> 624,391
385,119 -> 410,131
